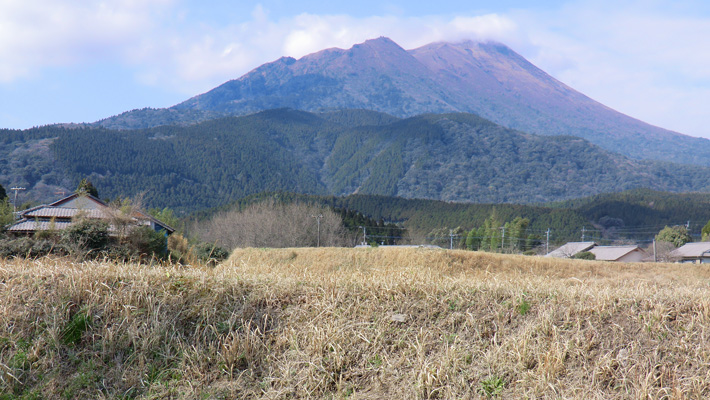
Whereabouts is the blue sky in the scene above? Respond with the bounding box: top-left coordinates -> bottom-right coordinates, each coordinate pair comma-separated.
2,0 -> 710,138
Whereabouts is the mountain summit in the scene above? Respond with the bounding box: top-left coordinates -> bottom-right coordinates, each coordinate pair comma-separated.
174,37 -> 452,117
100,37 -> 710,166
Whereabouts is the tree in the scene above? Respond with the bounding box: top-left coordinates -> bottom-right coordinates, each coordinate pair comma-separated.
0,183 -> 6,200
427,227 -> 452,248
702,220 -> 710,241
481,211 -> 502,252
148,207 -> 180,232
655,225 -> 692,248
525,233 -> 543,253
504,217 -> 530,252
427,226 -> 466,249
466,227 -> 482,250
0,198 -> 13,231
77,178 -> 99,197
192,200 -> 350,250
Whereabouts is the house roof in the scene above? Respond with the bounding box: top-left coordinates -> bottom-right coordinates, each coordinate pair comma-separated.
7,219 -> 74,232
669,242 -> 710,258
545,242 -> 597,258
588,245 -> 646,261
22,206 -> 108,219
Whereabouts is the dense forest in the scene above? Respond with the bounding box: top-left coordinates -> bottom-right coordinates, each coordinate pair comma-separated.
4,109 -> 710,216
192,189 -> 710,247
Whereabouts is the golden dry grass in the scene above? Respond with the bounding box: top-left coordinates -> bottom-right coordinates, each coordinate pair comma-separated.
2,248 -> 710,399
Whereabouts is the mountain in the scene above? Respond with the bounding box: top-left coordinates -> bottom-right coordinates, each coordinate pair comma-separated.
8,109 -> 710,214
98,37 -> 710,166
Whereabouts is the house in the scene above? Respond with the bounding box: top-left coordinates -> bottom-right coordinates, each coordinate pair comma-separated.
668,242 -> 710,263
588,245 -> 648,262
6,193 -> 174,236
545,241 -> 597,258
545,242 -> 648,262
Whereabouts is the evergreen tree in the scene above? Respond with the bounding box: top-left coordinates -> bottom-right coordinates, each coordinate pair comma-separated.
504,217 -> 530,252
148,207 -> 180,231
702,220 -> 710,241
77,178 -> 99,197
0,198 -> 13,230
525,233 -> 543,252
482,210 -> 502,252
0,183 -> 6,200
466,228 -> 481,250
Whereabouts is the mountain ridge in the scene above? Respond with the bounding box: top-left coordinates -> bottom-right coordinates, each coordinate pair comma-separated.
96,37 -> 710,166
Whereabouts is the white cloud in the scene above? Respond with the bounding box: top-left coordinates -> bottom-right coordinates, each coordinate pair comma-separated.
0,0 -> 174,82
3,0 -> 710,137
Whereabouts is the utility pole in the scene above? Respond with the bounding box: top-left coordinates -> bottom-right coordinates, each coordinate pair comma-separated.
653,239 -> 657,263
449,229 -> 454,250
10,187 -> 25,214
581,226 -> 586,241
500,226 -> 505,252
359,226 -> 367,246
311,214 -> 323,247
546,228 -> 550,255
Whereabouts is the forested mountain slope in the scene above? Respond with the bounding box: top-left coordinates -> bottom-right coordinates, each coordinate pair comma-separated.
4,109 -> 710,214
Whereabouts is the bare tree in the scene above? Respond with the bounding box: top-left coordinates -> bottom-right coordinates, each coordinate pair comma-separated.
649,241 -> 680,263
193,200 -> 350,250
103,193 -> 147,244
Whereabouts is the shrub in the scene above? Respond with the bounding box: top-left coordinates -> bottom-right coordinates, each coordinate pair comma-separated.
0,237 -> 69,258
573,251 -> 596,260
101,244 -> 136,263
0,237 -> 34,258
1,218 -> 173,263
61,219 -> 110,251
167,233 -> 193,263
193,242 -> 229,264
31,239 -> 69,257
125,226 -> 167,259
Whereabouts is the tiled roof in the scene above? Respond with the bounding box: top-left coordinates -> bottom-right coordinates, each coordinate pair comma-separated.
7,219 -> 73,232
545,242 -> 597,258
23,206 -> 108,219
669,242 -> 710,258
588,245 -> 644,261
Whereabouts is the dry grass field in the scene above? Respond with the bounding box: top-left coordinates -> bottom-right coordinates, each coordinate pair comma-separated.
2,248 -> 710,399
